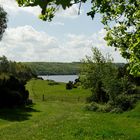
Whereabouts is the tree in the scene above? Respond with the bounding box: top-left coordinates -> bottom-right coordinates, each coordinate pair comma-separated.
16,0 -> 140,76
81,48 -> 138,112
0,7 -> 35,107
0,6 -> 7,41
80,47 -> 117,103
0,56 -> 9,72
0,56 -> 36,107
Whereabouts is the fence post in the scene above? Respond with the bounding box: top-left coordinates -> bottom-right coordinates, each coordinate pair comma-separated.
42,94 -> 45,101
77,97 -> 80,102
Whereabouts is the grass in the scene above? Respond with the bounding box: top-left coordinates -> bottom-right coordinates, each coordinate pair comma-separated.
0,79 -> 140,140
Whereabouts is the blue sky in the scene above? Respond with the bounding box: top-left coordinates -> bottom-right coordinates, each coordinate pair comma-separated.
0,0 -> 126,62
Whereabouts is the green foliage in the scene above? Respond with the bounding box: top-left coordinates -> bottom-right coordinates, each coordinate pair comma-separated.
0,56 -> 36,82
24,62 -> 81,75
0,56 -> 36,107
65,78 -> 81,90
0,76 -> 29,107
114,94 -> 136,111
86,102 -> 113,113
16,0 -> 140,76
81,48 -> 139,112
16,0 -> 87,21
0,56 -> 9,72
89,0 -> 140,76
81,47 -> 115,103
0,6 -> 7,41
66,81 -> 73,90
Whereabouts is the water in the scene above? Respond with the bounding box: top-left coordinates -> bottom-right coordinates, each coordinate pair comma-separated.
39,75 -> 78,83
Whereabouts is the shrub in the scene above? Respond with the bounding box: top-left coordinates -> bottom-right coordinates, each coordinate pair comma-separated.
66,81 -> 73,90
86,102 -> 113,112
110,108 -> 123,113
86,102 -> 98,111
0,75 -> 29,108
81,48 -> 139,112
114,95 -> 136,111
120,76 -> 136,95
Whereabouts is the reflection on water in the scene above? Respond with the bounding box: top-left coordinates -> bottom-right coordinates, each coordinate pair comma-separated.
39,75 -> 78,83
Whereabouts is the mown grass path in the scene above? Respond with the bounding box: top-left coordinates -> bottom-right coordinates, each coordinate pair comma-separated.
0,79 -> 140,140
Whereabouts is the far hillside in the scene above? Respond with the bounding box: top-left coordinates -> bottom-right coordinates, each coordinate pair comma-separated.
23,62 -> 125,76
23,62 -> 81,75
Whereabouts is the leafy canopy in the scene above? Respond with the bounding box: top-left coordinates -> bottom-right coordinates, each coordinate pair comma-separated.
0,6 -> 7,41
81,48 -> 138,112
16,0 -> 140,76
80,48 -> 117,103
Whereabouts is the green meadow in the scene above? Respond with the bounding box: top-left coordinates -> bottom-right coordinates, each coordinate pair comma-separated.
0,79 -> 140,140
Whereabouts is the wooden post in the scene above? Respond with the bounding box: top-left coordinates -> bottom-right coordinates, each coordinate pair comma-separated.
42,94 -> 45,101
77,97 -> 80,102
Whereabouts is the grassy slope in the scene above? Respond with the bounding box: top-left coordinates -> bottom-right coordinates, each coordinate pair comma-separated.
0,79 -> 140,140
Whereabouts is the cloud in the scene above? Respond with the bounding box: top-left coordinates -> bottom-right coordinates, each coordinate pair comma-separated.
0,25 -> 126,62
61,29 -> 126,62
0,0 -> 41,16
57,5 -> 81,19
0,26 -> 59,61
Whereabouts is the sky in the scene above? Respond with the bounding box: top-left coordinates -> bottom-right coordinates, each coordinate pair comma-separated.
0,0 -> 126,62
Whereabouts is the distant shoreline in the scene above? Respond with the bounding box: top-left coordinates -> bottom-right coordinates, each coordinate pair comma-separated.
23,62 -> 125,76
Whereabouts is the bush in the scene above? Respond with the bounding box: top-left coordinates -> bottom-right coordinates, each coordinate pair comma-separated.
114,95 -> 136,111
86,102 -> 98,111
66,81 -> 73,90
81,48 -> 139,112
110,108 -> 123,113
86,94 -> 138,113
120,76 -> 136,95
0,76 -> 29,108
86,102 -> 113,112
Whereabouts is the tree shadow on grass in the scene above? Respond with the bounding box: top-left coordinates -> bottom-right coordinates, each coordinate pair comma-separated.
0,104 -> 40,122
